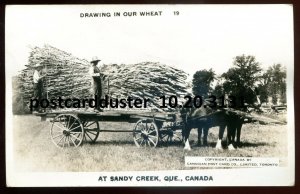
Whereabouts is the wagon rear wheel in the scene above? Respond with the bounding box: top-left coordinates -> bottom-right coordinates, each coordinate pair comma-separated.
50,114 -> 84,148
133,119 -> 159,148
82,120 -> 100,143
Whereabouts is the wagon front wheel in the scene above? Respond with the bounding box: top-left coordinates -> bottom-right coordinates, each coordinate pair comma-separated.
133,119 -> 159,148
160,128 -> 182,144
50,114 -> 84,148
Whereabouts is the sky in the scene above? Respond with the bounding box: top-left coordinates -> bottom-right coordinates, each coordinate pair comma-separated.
5,4 -> 294,80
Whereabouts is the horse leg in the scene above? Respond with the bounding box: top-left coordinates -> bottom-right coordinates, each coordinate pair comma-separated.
227,123 -> 236,150
203,126 -> 209,147
236,121 -> 243,147
183,124 -> 192,150
216,125 -> 225,149
184,128 -> 192,150
197,127 -> 202,146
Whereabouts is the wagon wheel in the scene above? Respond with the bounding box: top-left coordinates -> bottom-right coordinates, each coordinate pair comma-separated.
133,119 -> 159,148
82,120 -> 100,143
160,127 -> 183,144
50,114 -> 84,148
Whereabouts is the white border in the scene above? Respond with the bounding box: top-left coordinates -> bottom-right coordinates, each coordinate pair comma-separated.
5,4 -> 295,187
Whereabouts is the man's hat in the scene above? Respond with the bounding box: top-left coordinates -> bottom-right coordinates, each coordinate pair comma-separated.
33,63 -> 43,68
91,56 -> 101,63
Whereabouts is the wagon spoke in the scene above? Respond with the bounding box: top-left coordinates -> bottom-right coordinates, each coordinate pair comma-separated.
71,134 -> 81,141
59,116 -> 67,128
140,139 -> 145,146
62,136 -> 66,148
148,134 -> 158,139
145,122 -> 149,133
67,136 -> 71,147
135,137 -> 142,141
62,115 -> 66,127
134,137 -> 142,145
85,121 -> 96,128
69,125 -> 80,132
57,118 -> 62,125
86,131 -> 97,136
148,137 -> 156,146
85,128 -> 99,132
148,135 -> 157,142
68,118 -> 77,130
147,130 -> 156,135
53,123 -> 65,131
51,129 -> 63,134
69,136 -> 76,146
67,115 -> 71,128
173,133 -> 181,141
52,133 -> 64,139
138,124 -> 145,133
160,134 -> 168,139
85,131 -> 94,141
149,124 -> 154,130
57,135 -> 65,146
142,128 -> 147,133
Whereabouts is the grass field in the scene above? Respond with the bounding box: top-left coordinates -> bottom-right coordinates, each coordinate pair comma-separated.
12,115 -> 288,172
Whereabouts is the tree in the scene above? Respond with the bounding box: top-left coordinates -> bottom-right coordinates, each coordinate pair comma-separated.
192,68 -> 215,97
262,64 -> 286,104
222,55 -> 262,105
213,83 -> 224,97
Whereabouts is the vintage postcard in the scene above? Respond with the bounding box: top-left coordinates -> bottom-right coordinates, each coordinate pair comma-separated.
5,4 -> 294,186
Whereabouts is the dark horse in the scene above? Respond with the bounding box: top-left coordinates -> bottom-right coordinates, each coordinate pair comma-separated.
180,106 -> 246,150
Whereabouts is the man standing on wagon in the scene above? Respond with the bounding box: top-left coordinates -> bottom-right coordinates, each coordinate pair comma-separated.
89,56 -> 102,112
32,63 -> 46,113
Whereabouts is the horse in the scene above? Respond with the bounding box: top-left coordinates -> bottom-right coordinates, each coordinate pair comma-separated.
180,105 -> 246,150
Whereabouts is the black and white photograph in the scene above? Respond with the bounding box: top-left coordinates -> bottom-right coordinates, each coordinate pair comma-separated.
5,4 -> 294,186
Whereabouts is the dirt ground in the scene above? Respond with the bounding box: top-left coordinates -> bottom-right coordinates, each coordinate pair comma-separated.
10,114 -> 288,172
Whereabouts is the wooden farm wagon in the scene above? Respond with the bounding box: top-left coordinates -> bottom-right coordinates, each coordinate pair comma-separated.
37,110 -> 183,148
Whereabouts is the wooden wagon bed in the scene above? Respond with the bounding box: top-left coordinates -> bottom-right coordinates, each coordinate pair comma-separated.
37,109 -> 176,122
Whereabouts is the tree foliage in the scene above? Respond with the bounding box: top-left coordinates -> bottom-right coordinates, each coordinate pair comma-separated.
221,55 -> 262,105
192,68 -> 215,97
258,64 -> 286,104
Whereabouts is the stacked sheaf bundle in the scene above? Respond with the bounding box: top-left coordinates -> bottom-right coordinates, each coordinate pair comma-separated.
17,45 -> 91,104
17,45 -> 189,112
101,63 -> 188,111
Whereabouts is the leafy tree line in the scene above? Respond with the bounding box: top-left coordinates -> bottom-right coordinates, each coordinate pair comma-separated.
192,54 -> 286,107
